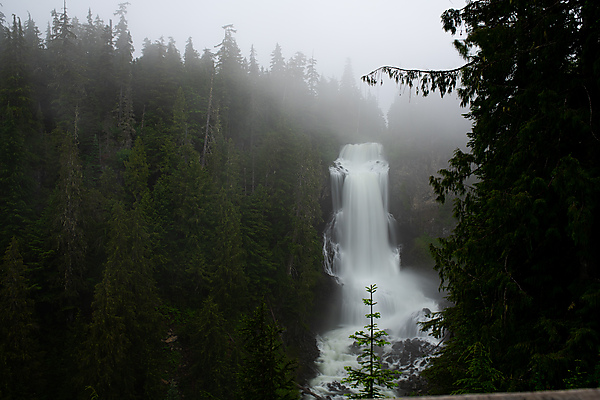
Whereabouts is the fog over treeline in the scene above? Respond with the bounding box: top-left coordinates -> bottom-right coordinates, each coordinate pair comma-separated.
0,3 -> 466,399
0,1 -> 470,143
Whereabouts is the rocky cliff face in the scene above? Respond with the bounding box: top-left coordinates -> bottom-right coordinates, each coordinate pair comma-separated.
386,140 -> 460,269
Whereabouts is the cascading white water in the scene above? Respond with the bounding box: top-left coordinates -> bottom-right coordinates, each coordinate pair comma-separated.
311,143 -> 439,398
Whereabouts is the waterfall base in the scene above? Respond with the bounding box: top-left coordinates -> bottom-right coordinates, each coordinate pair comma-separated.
307,329 -> 440,399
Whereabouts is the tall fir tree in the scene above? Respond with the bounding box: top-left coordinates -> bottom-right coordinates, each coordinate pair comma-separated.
0,15 -> 37,250
214,24 -> 248,141
80,200 -> 163,400
238,303 -> 298,400
0,237 -> 41,399
47,4 -> 83,130
182,296 -> 237,399
113,2 -> 133,84
342,284 -> 397,399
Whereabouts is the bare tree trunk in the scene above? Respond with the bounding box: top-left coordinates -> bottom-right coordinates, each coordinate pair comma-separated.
201,73 -> 214,168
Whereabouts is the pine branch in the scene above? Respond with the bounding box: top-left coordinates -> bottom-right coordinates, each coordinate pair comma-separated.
361,62 -> 475,97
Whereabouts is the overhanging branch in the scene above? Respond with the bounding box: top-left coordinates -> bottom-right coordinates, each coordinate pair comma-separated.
361,62 -> 475,97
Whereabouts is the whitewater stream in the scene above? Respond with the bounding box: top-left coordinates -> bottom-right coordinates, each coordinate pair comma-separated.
309,143 -> 441,399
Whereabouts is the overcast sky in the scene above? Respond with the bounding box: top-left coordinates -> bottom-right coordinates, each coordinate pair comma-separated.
2,0 -> 469,117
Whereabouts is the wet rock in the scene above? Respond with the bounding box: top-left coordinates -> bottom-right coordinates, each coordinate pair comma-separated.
381,337 -> 439,396
326,380 -> 351,396
306,335 -> 440,398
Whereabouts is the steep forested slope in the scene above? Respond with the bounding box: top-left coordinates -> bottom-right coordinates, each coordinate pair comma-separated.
0,5 -> 387,399
364,0 -> 600,393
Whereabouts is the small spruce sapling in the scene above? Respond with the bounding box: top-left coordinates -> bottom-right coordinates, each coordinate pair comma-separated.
342,284 -> 398,399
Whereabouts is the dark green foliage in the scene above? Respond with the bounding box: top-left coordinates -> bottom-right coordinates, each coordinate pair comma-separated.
48,128 -> 87,307
241,185 -> 278,301
80,201 -> 163,399
124,136 -> 150,202
366,0 -> 600,394
113,2 -> 134,86
210,187 -> 249,317
47,6 -> 83,130
238,303 -> 298,400
342,284 -> 397,399
151,141 -> 213,306
0,104 -> 31,249
0,238 -> 42,399
182,297 -> 237,399
0,16 -> 38,250
0,5 -> 390,398
133,37 -> 182,126
451,342 -> 503,394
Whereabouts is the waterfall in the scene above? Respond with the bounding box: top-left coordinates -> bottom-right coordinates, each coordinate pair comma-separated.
310,143 -> 439,398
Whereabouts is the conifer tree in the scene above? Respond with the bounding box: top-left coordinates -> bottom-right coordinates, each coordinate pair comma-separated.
0,15 -> 37,250
172,87 -> 188,146
151,140 -> 212,305
306,56 -> 319,98
342,284 -> 397,399
47,4 -> 83,129
0,237 -> 41,399
269,43 -> 286,76
214,24 -> 249,142
80,201 -> 162,399
0,105 -> 30,250
241,185 -> 277,302
77,10 -> 116,156
183,40 -> 215,154
215,24 -> 244,75
268,43 -> 287,103
123,136 -> 150,203
210,187 -> 249,317
183,37 -> 199,67
49,129 -> 87,310
22,14 -> 45,98
184,296 -> 236,399
113,3 -> 135,151
238,303 -> 298,400
248,44 -> 260,79
133,36 -> 181,125
113,2 -> 133,82
82,126 -> 157,398
286,52 -> 309,110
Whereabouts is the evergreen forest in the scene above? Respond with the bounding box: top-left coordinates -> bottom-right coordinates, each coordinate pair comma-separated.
3,0 -> 599,399
363,0 -> 600,393
0,4 -> 397,399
